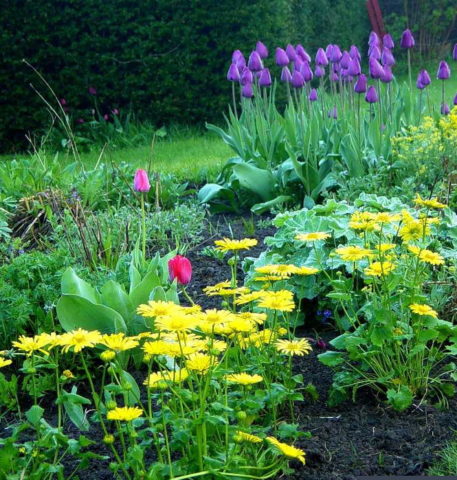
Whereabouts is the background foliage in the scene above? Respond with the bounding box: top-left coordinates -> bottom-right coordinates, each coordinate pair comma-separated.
0,0 -> 369,152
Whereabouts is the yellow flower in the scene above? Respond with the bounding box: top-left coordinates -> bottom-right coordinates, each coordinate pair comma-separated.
214,238 -> 258,252
225,373 -> 263,385
418,249 -> 445,266
228,317 -> 256,334
136,300 -> 182,318
275,338 -> 312,356
257,290 -> 295,312
295,232 -> 331,241
142,340 -> 172,357
62,370 -> 75,378
409,304 -> 438,318
203,281 -> 232,296
335,246 -> 373,262
155,314 -> 198,333
255,264 -> 299,278
400,220 -> 429,242
407,245 -> 421,256
294,266 -> 319,275
237,312 -> 267,325
235,291 -> 267,305
107,406 -> 143,422
0,358 -> 12,368
413,194 -> 446,209
100,350 -> 116,362
200,309 -> 234,326
376,243 -> 396,252
12,335 -> 51,356
348,211 -> 379,231
59,329 -> 102,353
236,431 -> 263,443
99,333 -> 138,352
186,353 -> 213,373
266,436 -> 306,464
364,261 -> 396,277
375,212 -> 401,224
143,372 -> 170,389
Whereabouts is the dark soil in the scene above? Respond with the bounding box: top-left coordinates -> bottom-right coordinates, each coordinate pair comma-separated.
2,213 -> 457,479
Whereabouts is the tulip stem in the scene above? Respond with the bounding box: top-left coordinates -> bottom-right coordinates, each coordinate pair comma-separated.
140,193 -> 146,262
231,82 -> 238,118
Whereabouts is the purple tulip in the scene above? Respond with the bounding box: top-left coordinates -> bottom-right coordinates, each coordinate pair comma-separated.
248,51 -> 263,72
369,57 -> 384,79
315,48 -> 329,66
383,34 -> 395,49
380,66 -> 393,83
401,29 -> 415,49
242,83 -> 254,98
275,47 -> 289,67
329,44 -> 342,63
286,44 -> 297,62
454,93 -> 457,105
354,74 -> 368,93
293,57 -> 304,72
281,66 -> 292,83
258,68 -> 272,87
453,44 -> 457,61
348,58 -> 361,76
369,45 -> 381,60
340,51 -> 351,69
365,85 -> 378,103
418,69 -> 431,88
309,88 -> 318,102
296,44 -> 311,62
330,72 -> 339,82
349,45 -> 361,61
441,103 -> 450,115
437,60 -> 451,80
300,62 -> 313,82
381,47 -> 395,66
240,67 -> 253,85
328,106 -> 338,119
291,71 -> 305,88
232,50 -> 243,63
112,108 -> 119,115
235,54 -> 246,69
369,31 -> 380,47
256,41 -> 268,59
325,44 -> 334,59
88,86 -> 97,95
315,65 -> 325,78
227,64 -> 240,82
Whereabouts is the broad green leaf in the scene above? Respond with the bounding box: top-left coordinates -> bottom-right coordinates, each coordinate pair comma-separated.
387,386 -> 413,412
232,163 -> 275,201
129,270 -> 162,308
120,370 -> 141,406
101,280 -> 133,323
61,267 -> 100,303
26,405 -> 44,426
318,351 -> 344,367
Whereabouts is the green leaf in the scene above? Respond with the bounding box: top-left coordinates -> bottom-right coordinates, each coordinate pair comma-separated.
57,295 -> 127,333
63,398 -> 90,431
120,370 -> 141,406
318,351 -> 344,367
251,195 -> 292,215
232,163 -> 275,201
61,267 -> 100,303
386,386 -> 413,411
370,325 -> 391,347
26,405 -> 44,426
129,270 -> 162,308
101,280 -> 133,323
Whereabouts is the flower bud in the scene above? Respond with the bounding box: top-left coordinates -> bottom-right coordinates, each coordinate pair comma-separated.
103,434 -> 115,445
227,64 -> 240,82
101,350 -> 116,362
168,255 -> 192,284
106,400 -> 117,410
275,48 -> 289,67
400,29 -> 415,49
365,85 -> 378,103
248,51 -> 263,72
133,169 -> 150,193
437,60 -> 451,80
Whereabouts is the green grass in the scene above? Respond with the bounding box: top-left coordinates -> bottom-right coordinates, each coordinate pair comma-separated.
428,437 -> 457,475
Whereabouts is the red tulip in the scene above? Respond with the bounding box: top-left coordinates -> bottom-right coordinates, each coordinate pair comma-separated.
168,255 -> 192,284
133,169 -> 150,192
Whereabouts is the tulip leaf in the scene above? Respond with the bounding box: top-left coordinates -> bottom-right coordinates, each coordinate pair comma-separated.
101,280 -> 133,323
61,267 -> 101,304
129,270 -> 162,308
57,295 -> 127,333
231,163 -> 275,201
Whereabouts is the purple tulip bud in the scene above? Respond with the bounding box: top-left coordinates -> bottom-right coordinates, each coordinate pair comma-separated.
381,47 -> 395,66
416,78 -> 424,90
242,83 -> 254,98
329,44 -> 342,63
453,44 -> 457,61
103,114 -> 109,121
309,88 -> 318,102
60,98 -> 67,106
227,64 -> 240,82
328,106 -> 338,119
315,65 -> 325,78
293,57 -> 304,72
441,103 -> 450,115
259,68 -> 272,87
437,60 -> 451,80
291,71 -> 305,88
333,62 -> 341,74
380,66 -> 393,83
275,47 -> 289,67
365,85 -> 378,103
286,44 -> 297,62
454,93 -> 457,106
340,51 -> 351,69
369,31 -> 380,47
418,69 -> 431,88
369,57 -> 384,79
235,54 -> 246,69
325,44 -> 334,58
280,66 -> 292,83
348,58 -> 361,76
240,67 -> 253,86
349,45 -> 361,61
88,86 -> 97,95
248,51 -> 263,72
296,44 -> 311,62
401,29 -> 415,49
330,72 -> 339,82
232,50 -> 243,63
354,74 -> 368,93
256,41 -> 268,59
315,48 -> 329,66
383,34 -> 395,49
300,62 -> 313,82
369,45 -> 381,60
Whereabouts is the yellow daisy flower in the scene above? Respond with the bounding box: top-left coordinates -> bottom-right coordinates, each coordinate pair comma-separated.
295,232 -> 331,241
12,335 -> 51,356
275,338 -> 312,356
266,436 -> 306,464
364,261 -> 396,277
418,249 -> 445,266
107,406 -> 143,422
136,300 -> 182,318
99,333 -> 138,352
235,291 -> 267,305
214,238 -> 258,252
236,431 -> 263,443
255,264 -> 299,278
0,358 -> 12,368
409,304 -> 438,318
155,314 -> 198,333
225,373 -> 263,385
59,329 -> 102,353
257,290 -> 295,312
413,194 -> 446,209
335,246 -> 373,262
294,266 -> 319,275
185,353 -> 213,373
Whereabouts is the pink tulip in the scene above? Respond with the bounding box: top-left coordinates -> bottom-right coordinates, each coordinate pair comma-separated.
133,169 -> 150,192
168,255 -> 192,284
